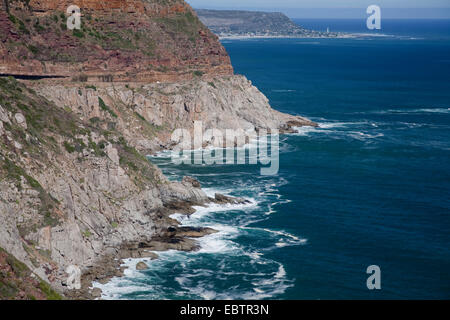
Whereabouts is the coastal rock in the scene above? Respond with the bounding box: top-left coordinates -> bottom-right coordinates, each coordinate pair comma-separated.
174,226 -> 218,238
182,176 -> 201,188
118,248 -> 158,260
91,288 -> 102,298
138,237 -> 200,252
35,76 -> 316,155
136,262 -> 149,271
213,193 -> 251,205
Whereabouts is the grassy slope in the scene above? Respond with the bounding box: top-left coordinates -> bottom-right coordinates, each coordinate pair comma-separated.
0,246 -> 63,300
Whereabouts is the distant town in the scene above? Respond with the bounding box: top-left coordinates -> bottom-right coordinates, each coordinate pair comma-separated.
196,9 -> 347,38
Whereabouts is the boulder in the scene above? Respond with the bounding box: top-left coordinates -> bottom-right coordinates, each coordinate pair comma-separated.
139,251 -> 158,260
91,287 -> 102,298
136,261 -> 149,270
14,113 -> 27,129
182,176 -> 201,188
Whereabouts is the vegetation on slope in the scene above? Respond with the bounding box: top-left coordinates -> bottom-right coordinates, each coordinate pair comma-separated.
0,246 -> 63,300
0,77 -> 162,238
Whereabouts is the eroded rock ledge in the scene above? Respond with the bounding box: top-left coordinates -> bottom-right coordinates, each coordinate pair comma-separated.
64,178 -> 244,300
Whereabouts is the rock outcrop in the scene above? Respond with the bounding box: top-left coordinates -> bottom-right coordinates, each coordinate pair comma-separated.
32,75 -> 315,153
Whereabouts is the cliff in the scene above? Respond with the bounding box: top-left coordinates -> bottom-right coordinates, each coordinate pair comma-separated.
0,0 -> 315,299
33,75 -> 315,154
0,0 -> 232,81
0,76 -> 211,298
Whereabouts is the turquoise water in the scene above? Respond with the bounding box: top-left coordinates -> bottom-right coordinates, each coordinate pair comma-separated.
97,20 -> 450,299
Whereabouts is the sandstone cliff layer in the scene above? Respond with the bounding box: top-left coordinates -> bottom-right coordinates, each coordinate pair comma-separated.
0,0 -> 232,82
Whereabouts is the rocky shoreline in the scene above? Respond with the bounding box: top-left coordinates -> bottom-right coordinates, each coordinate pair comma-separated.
64,176 -> 249,300
0,0 -> 317,300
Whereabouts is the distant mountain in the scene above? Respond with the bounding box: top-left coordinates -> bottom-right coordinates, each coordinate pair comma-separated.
196,9 -> 340,38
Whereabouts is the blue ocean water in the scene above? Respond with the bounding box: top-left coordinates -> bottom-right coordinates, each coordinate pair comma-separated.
96,20 -> 450,299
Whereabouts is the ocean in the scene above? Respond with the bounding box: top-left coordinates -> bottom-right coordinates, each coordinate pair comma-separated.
95,19 -> 450,299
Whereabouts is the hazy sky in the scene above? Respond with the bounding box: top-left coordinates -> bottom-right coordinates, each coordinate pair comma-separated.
186,0 -> 450,18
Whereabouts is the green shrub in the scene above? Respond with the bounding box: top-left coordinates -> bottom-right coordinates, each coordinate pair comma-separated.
39,281 -> 62,300
98,97 -> 118,118
63,141 -> 75,153
73,29 -> 84,38
193,70 -> 204,77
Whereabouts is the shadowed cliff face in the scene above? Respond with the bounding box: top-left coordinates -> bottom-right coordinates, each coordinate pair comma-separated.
0,0 -> 233,82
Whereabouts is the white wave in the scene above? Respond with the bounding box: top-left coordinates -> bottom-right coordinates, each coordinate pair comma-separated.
293,121 -> 366,135
318,121 -> 368,129
348,131 -> 384,140
295,41 -> 321,45
292,125 -> 321,136
413,108 -> 450,114
292,120 -> 387,142
92,258 -> 155,300
272,89 -> 296,92
373,107 -> 450,115
275,265 -> 287,279
93,178 -> 300,300
242,226 -> 307,250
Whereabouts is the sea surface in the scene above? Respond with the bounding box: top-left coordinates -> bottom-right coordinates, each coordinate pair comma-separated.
96,19 -> 450,299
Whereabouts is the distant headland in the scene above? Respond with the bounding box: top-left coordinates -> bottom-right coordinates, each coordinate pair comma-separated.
196,9 -> 350,39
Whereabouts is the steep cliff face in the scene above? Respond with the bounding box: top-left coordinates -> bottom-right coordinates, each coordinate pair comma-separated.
0,0 -> 232,81
0,0 -> 314,299
33,75 -> 315,154
0,76 -> 209,297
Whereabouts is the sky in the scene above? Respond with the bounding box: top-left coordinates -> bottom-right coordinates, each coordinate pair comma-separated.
186,0 -> 450,18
